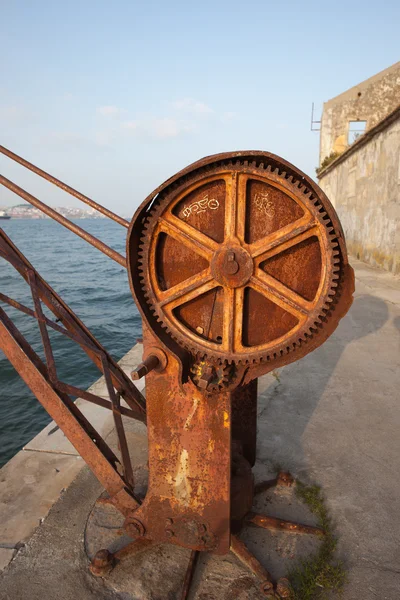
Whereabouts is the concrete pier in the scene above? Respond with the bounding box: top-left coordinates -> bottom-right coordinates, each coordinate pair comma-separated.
0,259 -> 399,599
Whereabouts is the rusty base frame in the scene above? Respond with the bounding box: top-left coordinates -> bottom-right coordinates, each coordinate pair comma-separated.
85,327 -> 324,599
89,471 -> 324,600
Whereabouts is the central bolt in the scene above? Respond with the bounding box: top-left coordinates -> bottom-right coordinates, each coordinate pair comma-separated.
226,251 -> 239,275
211,244 -> 253,289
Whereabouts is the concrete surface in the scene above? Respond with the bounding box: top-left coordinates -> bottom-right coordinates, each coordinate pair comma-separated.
0,258 -> 399,599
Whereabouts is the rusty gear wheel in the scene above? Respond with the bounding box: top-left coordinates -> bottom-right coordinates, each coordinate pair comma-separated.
129,152 -> 351,366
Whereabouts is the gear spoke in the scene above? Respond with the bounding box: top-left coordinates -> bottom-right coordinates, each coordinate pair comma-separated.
161,278 -> 219,311
236,173 -> 248,243
224,172 -> 238,241
255,225 -> 320,267
224,172 -> 247,243
249,272 -> 310,321
250,216 -> 316,261
222,287 -> 235,352
158,269 -> 213,307
159,213 -> 218,261
222,286 -> 244,353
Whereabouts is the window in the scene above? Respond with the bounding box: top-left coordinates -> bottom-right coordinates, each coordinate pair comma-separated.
348,121 -> 367,145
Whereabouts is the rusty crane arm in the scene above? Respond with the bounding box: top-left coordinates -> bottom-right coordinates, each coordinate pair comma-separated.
0,228 -> 145,514
0,145 -> 128,266
0,145 -> 129,227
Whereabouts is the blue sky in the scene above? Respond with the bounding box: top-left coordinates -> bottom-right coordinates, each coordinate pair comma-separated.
1,0 -> 399,217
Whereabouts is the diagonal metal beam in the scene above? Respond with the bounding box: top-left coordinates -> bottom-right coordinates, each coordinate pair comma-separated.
0,175 -> 127,267
0,144 -> 129,228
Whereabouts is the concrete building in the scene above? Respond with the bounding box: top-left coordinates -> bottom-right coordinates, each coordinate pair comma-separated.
317,62 -> 400,274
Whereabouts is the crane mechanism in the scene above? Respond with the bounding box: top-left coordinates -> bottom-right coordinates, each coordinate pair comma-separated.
0,148 -> 354,598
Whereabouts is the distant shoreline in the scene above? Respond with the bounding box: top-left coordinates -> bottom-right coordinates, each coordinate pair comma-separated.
1,205 -> 112,220
1,215 -> 108,220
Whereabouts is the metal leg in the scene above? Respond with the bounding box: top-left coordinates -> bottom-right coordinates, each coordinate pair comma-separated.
180,550 -> 200,600
230,471 -> 325,598
230,535 -> 275,598
230,535 -> 294,598
252,471 -> 325,536
246,512 -> 325,536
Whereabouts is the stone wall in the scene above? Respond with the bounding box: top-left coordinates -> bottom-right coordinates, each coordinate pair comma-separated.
319,115 -> 400,274
319,62 -> 400,165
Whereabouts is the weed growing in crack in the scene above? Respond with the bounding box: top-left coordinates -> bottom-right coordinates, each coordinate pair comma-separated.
288,481 -> 346,599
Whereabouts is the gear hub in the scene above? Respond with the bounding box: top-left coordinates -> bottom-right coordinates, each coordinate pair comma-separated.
211,245 -> 253,288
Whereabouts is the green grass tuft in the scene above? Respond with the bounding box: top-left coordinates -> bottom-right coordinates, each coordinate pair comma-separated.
271,369 -> 281,383
287,481 -> 346,599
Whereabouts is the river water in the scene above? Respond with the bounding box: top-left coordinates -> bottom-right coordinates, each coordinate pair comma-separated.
0,218 -> 142,467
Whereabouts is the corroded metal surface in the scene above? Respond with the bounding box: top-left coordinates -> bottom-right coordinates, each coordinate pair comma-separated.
0,175 -> 127,267
246,512 -> 325,536
0,149 -> 355,598
180,550 -> 200,600
0,229 -> 144,515
0,145 -> 129,227
128,151 -> 354,374
128,325 -> 232,554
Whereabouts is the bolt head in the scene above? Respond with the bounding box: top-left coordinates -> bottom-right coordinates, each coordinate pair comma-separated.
90,549 -> 115,577
277,472 -> 294,487
124,517 -> 145,538
276,577 -> 291,598
93,549 -> 112,567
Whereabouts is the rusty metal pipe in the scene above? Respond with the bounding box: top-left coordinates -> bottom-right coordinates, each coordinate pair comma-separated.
0,175 -> 127,267
0,145 -> 129,228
